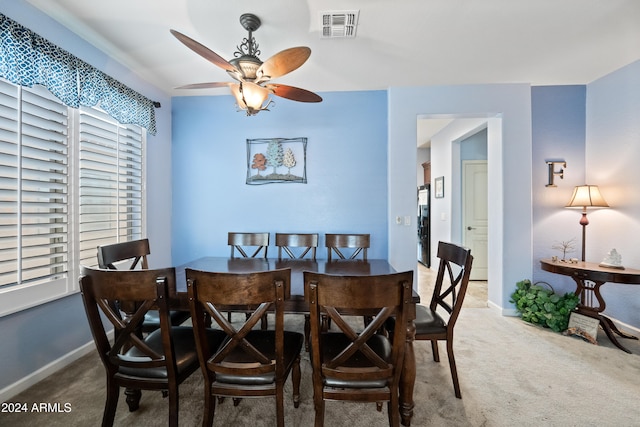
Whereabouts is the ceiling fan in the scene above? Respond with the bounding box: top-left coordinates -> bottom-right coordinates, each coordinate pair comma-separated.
171,13 -> 322,116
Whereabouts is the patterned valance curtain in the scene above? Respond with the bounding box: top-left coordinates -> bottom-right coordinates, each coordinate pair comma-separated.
0,13 -> 157,135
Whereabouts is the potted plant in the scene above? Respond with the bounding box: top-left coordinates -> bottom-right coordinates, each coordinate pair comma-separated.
510,279 -> 579,332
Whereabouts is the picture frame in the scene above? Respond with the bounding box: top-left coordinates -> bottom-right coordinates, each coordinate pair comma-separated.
246,137 -> 307,185
434,176 -> 444,198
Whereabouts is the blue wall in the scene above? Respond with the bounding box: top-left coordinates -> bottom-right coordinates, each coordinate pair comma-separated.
585,60 -> 640,327
460,128 -> 488,161
171,91 -> 388,264
387,84 -> 533,308
531,86 -> 587,295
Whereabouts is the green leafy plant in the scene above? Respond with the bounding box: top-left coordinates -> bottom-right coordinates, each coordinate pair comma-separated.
509,279 -> 580,332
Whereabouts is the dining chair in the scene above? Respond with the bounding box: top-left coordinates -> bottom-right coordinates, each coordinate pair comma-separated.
325,233 -> 370,260
228,232 -> 270,258
304,270 -> 413,427
226,232 -> 271,326
79,266 -> 226,427
276,232 -> 318,260
97,238 -> 191,332
186,268 -> 303,427
388,241 -> 473,398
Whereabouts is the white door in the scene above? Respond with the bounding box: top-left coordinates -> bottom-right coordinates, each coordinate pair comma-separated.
462,160 -> 488,280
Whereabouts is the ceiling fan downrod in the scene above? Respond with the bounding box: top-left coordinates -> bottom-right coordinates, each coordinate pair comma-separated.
235,13 -> 262,59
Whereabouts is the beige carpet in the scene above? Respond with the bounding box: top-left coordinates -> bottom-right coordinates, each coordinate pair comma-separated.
2,267 -> 640,426
417,262 -> 488,309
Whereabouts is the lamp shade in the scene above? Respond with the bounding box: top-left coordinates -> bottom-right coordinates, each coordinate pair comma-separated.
566,185 -> 609,208
230,82 -> 271,116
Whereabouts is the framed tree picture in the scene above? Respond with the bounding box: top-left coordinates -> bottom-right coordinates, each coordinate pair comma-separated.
246,137 -> 307,185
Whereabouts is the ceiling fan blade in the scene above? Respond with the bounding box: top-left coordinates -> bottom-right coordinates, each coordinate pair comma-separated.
266,84 -> 322,103
257,47 -> 311,81
170,29 -> 237,74
174,82 -> 232,90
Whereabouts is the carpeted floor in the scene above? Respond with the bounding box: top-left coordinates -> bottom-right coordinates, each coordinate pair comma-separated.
2,266 -> 640,426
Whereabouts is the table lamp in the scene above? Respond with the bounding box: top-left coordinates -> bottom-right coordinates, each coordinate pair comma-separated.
565,185 -> 609,261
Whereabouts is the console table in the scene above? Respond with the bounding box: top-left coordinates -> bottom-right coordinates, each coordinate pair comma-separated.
540,259 -> 640,353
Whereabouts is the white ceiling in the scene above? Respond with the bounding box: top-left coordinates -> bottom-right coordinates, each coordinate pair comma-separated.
23,0 -> 640,96
21,0 -> 640,145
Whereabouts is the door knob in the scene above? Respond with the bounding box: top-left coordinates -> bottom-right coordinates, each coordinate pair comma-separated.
467,226 -> 475,230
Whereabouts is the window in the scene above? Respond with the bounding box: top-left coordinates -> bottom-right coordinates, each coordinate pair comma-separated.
78,107 -> 143,266
0,78 -> 145,316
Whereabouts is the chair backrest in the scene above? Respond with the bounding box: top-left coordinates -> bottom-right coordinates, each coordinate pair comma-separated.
186,268 -> 291,381
276,233 -> 318,260
430,241 -> 474,329
79,265 -> 178,375
97,238 -> 150,270
304,270 -> 413,394
228,232 -> 269,259
325,233 -> 370,260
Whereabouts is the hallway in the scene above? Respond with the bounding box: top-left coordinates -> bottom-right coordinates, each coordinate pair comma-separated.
417,262 -> 488,308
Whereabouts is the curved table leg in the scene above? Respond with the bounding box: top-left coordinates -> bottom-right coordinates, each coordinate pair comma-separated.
572,276 -> 638,353
599,315 -> 635,354
600,315 -> 638,340
400,318 -> 416,426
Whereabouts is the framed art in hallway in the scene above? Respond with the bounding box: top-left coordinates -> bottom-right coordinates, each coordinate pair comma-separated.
434,176 -> 444,198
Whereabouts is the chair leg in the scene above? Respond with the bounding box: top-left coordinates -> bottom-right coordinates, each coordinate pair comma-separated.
363,315 -> 373,327
321,314 -> 330,331
304,315 -> 310,352
387,387 -> 400,427
312,373 -> 325,427
168,386 -> 179,427
124,387 -> 141,412
314,397 -> 325,427
102,379 -> 119,427
203,382 -> 215,427
431,340 -> 440,362
446,339 -> 462,398
292,354 -> 301,408
276,379 -> 285,427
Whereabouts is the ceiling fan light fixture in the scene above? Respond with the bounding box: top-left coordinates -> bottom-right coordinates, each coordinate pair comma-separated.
231,82 -> 272,116
229,55 -> 262,80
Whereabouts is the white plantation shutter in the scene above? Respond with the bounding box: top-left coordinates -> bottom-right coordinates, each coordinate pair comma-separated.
0,82 -> 69,287
117,124 -> 143,239
0,80 -> 19,286
0,77 -> 145,315
79,107 -> 143,266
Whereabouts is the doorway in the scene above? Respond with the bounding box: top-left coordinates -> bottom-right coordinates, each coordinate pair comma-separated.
416,116 -> 492,303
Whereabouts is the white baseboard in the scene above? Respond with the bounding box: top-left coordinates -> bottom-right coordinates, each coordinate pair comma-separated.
487,299 -> 519,316
0,340 -> 95,403
488,302 -> 640,335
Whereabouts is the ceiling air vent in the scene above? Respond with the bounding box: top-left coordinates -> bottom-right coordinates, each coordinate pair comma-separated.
320,10 -> 359,39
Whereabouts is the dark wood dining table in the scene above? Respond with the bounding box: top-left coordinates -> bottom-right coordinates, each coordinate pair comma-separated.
173,256 -> 420,426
